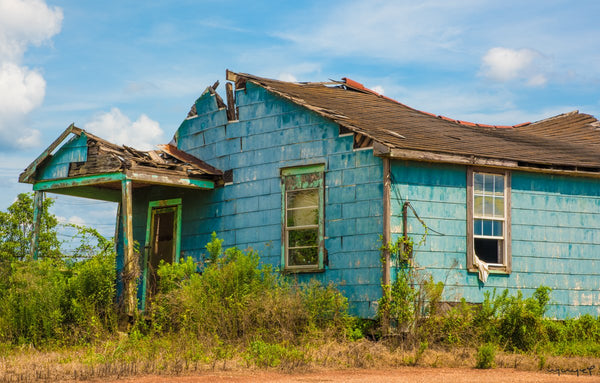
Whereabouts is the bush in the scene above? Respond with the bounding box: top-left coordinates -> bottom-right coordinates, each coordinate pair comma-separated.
476,343 -> 496,369
150,235 -> 350,343
0,250 -> 117,346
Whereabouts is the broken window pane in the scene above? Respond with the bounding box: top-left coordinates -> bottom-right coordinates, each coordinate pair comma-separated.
475,238 -> 503,264
288,247 -> 319,266
288,228 -> 318,247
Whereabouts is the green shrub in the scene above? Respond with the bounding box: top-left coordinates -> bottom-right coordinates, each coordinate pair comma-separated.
472,286 -> 551,352
151,235 -> 350,343
0,250 -> 117,346
0,259 -> 68,345
476,343 -> 495,369
301,279 -> 349,330
244,340 -> 304,368
156,256 -> 197,294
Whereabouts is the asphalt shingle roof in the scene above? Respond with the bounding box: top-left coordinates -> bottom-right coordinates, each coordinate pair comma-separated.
231,72 -> 600,172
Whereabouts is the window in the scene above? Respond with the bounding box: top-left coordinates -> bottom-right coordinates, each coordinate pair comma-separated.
467,168 -> 511,273
281,164 -> 325,271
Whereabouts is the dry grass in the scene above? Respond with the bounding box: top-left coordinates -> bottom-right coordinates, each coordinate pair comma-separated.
1,339 -> 599,382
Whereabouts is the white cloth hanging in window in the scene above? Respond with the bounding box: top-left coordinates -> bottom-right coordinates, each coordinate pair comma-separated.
473,253 -> 489,283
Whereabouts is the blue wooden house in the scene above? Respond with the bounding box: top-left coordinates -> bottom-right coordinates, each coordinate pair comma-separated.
21,70 -> 600,318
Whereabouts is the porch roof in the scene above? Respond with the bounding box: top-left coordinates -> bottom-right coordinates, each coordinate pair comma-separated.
19,124 -> 222,201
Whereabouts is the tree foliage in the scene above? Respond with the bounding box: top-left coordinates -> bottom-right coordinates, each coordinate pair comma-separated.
0,192 -> 60,261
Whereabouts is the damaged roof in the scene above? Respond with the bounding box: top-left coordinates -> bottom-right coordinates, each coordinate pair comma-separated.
20,124 -> 222,185
228,71 -> 600,173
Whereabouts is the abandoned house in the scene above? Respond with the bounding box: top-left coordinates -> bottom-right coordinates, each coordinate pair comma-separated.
20,70 -> 600,318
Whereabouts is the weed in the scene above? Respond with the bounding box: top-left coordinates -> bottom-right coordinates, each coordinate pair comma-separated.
476,343 -> 495,369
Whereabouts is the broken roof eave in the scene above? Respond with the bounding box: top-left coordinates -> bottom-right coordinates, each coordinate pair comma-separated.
31,171 -> 215,202
373,142 -> 600,179
32,171 -> 215,191
19,123 -> 81,184
20,124 -> 222,197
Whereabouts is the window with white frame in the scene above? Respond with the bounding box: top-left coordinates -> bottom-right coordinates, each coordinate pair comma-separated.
281,164 -> 325,270
467,168 -> 511,272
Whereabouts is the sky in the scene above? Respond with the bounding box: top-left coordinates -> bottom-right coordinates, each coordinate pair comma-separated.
0,0 -> 599,243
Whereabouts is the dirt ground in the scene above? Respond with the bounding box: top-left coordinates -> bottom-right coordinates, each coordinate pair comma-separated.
106,367 -> 600,383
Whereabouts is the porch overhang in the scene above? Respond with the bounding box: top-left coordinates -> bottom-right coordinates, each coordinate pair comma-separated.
31,171 -> 215,202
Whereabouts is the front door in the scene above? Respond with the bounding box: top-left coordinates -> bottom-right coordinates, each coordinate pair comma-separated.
142,199 -> 181,309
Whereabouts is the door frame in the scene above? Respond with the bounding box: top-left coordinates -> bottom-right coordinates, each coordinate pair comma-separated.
140,198 -> 182,310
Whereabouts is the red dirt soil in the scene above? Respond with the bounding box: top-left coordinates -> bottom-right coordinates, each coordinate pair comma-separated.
107,367 -> 600,383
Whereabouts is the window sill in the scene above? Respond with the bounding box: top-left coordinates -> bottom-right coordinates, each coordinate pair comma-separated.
468,266 -> 510,275
283,267 -> 325,274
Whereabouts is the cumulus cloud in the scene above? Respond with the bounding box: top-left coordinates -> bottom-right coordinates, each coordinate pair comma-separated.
84,108 -> 163,151
0,0 -> 63,61
480,47 -> 547,86
277,1 -> 470,64
0,0 -> 63,149
57,215 -> 86,226
277,73 -> 298,82
371,85 -> 385,95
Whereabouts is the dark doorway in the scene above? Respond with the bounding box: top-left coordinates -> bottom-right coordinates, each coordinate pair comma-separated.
146,206 -> 177,300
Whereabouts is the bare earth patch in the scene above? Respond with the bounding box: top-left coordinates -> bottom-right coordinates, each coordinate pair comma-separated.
107,367 -> 599,383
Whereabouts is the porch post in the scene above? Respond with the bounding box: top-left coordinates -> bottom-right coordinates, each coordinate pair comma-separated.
121,178 -> 136,315
382,157 -> 391,335
30,190 -> 44,260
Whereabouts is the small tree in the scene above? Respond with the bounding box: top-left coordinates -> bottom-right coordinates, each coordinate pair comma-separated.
0,193 -> 61,261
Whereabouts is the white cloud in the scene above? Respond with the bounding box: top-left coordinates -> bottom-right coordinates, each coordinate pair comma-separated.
277,1 -> 472,64
57,215 -> 86,226
0,0 -> 63,150
0,0 -> 62,61
0,62 -> 45,148
480,47 -> 547,86
277,73 -> 297,82
0,62 -> 45,115
371,85 -> 385,95
84,108 -> 163,151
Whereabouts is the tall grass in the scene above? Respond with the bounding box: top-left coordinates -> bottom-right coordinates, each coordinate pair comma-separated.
0,251 -> 117,346
150,240 -> 350,343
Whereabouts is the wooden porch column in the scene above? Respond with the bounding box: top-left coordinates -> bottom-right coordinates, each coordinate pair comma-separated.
381,157 -> 391,335
121,178 -> 136,315
30,190 -> 44,260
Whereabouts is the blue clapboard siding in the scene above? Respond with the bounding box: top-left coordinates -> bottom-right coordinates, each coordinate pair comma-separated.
390,160 -> 600,318
131,83 -> 384,317
38,133 -> 87,180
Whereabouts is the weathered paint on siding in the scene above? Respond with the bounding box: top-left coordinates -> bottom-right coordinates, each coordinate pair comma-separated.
38,133 -> 87,180
129,83 -> 384,317
390,159 -> 600,319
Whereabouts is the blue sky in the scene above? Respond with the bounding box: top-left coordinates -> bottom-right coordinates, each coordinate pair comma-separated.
1,0 -> 599,241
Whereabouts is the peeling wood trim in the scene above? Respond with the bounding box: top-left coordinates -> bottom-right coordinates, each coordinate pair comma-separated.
125,170 -> 215,189
32,170 -> 214,191
226,82 -> 236,121
157,144 -> 223,176
20,123 -> 82,183
140,198 -> 183,311
33,173 -> 125,190
377,147 -> 518,167
31,191 -> 43,260
226,69 -> 238,82
378,147 -> 600,178
373,141 -> 391,156
121,179 -> 136,315
381,158 -> 391,335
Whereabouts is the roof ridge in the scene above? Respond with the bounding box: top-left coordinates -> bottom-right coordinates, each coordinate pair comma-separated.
340,77 -> 530,129
528,110 -> 580,126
